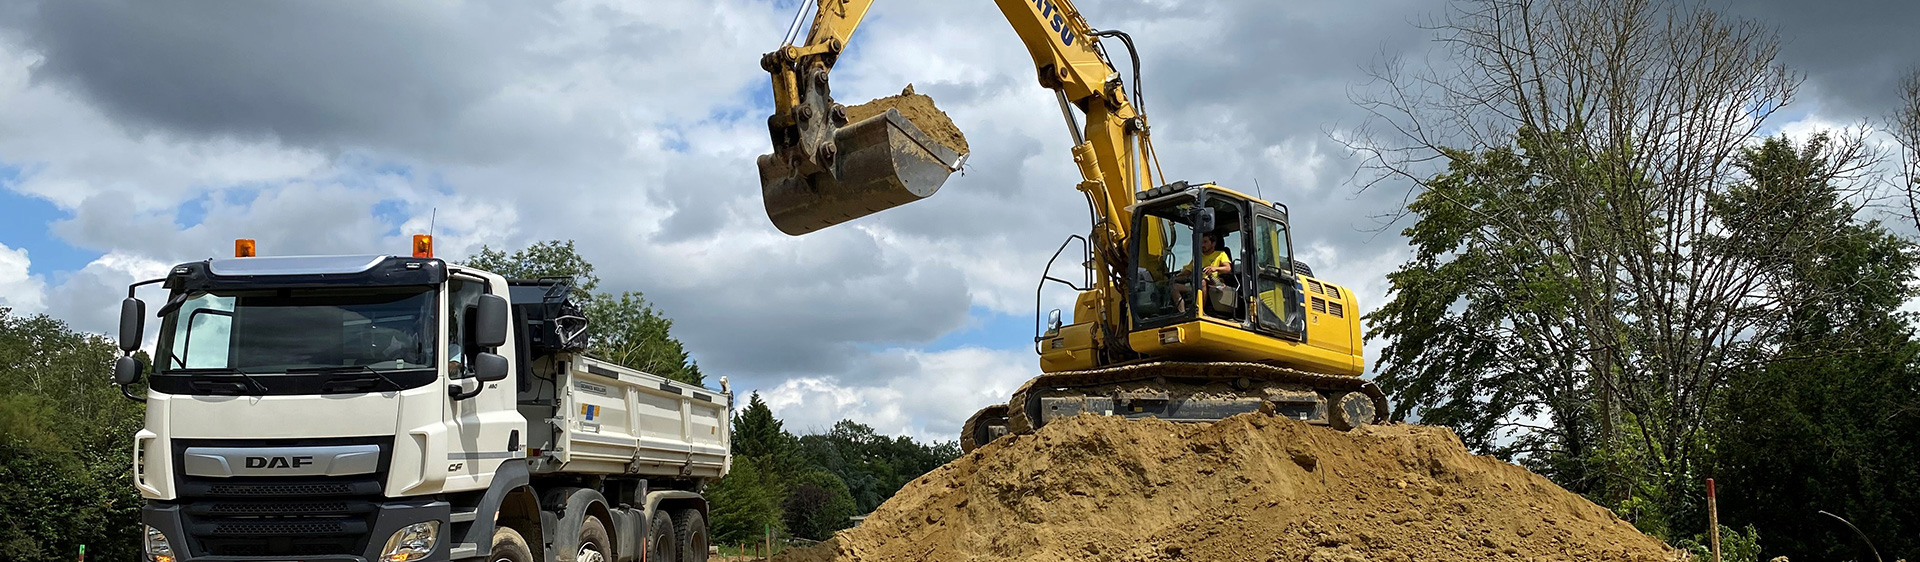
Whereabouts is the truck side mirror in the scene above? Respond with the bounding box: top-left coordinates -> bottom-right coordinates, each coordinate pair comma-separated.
114,356 -> 144,386
1194,207 -> 1216,234
473,294 -> 509,349
471,352 -> 509,383
119,298 -> 145,353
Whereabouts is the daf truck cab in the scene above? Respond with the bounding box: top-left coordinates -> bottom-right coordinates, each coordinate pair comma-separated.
111,238 -> 730,562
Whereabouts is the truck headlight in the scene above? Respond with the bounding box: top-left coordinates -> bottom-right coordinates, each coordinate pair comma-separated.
380,521 -> 441,562
143,525 -> 175,562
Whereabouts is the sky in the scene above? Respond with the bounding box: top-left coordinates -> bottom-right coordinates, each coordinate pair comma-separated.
1,0 -> 1915,442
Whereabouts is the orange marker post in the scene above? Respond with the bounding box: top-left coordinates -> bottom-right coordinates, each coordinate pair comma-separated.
1707,478 -> 1721,562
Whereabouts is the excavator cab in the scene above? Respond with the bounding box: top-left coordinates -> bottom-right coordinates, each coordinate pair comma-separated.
1127,183 -> 1337,366
1129,184 -> 1269,328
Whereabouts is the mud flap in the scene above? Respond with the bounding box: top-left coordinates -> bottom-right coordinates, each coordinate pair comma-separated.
759,109 -> 967,235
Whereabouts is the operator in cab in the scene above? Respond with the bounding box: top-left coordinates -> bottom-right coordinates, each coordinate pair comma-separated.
1174,232 -> 1233,313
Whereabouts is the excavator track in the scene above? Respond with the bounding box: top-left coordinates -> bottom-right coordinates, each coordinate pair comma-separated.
964,361 -> 1387,452
959,404 -> 1009,453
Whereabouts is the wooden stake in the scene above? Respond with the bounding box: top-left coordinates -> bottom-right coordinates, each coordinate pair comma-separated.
1707,478 -> 1721,562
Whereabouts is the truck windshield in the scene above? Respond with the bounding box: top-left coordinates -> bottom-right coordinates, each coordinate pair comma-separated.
155,286 -> 437,373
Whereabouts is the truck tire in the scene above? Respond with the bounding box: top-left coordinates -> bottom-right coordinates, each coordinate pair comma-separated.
576,517 -> 612,562
673,509 -> 708,562
648,511 -> 677,562
490,526 -> 534,562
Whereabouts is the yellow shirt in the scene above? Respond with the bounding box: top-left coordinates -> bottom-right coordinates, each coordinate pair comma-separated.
1182,250 -> 1232,281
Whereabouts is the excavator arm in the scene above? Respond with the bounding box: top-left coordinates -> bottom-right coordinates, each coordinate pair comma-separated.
758,0 -> 1161,355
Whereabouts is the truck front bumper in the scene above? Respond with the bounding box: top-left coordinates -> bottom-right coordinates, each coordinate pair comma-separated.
143,499 -> 452,562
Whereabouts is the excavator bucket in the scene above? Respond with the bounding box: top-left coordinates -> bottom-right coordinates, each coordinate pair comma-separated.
759,108 -> 967,235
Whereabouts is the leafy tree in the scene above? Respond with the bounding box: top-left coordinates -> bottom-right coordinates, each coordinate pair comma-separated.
732,393 -> 798,461
464,240 -> 601,292
705,455 -> 784,545
0,309 -> 146,562
798,420 -> 961,513
1367,129 -> 1883,539
460,240 -> 702,384
781,470 -> 858,541
1705,136 -> 1920,561
586,292 -> 703,386
1353,1 -> 1814,528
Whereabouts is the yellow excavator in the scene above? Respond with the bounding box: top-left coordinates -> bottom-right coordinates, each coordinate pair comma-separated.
756,0 -> 1387,451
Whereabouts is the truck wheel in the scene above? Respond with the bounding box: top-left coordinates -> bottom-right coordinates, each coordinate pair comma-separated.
673,509 -> 708,562
490,526 -> 534,562
577,517 -> 612,562
648,511 -> 677,562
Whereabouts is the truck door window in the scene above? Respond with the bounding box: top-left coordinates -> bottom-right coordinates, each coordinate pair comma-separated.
446,277 -> 487,374
170,295 -> 235,368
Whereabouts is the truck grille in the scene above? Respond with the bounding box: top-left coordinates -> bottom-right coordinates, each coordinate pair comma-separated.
171,437 -> 391,558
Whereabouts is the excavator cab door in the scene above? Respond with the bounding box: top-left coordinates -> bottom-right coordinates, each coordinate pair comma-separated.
1250,209 -> 1307,341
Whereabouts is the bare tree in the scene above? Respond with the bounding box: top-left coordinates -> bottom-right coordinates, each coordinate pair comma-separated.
1895,69 -> 1920,233
1349,0 -> 1881,519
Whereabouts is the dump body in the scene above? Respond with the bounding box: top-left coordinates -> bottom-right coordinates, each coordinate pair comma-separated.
531,356 -> 731,478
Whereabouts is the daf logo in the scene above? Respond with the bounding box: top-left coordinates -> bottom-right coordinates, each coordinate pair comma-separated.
245,455 -> 315,469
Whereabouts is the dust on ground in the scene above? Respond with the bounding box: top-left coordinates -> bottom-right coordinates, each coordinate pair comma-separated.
845,85 -> 969,154
778,413 -> 1682,562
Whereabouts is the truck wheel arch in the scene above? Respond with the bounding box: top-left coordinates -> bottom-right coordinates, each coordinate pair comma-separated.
543,486 -> 613,562
462,460 -> 534,560
644,490 -> 707,518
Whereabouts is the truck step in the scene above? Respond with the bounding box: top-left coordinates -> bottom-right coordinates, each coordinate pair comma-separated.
449,543 -> 479,559
450,509 -> 478,523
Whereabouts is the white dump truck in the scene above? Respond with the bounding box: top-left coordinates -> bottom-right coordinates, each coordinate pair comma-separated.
109,238 -> 731,562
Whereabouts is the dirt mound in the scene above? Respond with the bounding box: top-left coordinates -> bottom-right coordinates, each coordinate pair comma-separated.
779,414 -> 1679,562
846,85 -> 969,154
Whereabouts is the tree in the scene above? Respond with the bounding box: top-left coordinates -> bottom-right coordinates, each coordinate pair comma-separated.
705,455 -> 785,545
1895,68 -> 1920,235
460,240 -> 703,384
798,420 -> 962,514
464,240 -> 600,292
0,309 -> 146,562
1705,136 -> 1920,561
1349,0 -> 1872,536
586,292 -> 703,386
732,393 -> 797,460
781,470 -> 858,541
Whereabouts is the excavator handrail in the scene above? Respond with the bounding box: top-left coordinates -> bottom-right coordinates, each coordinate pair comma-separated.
1033,234 -> 1091,349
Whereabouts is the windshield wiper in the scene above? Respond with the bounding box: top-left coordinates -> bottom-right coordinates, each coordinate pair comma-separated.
162,368 -> 271,395
285,365 -> 404,392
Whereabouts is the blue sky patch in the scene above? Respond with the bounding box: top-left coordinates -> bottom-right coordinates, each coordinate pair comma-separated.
925,306 -> 1035,352
371,199 -> 411,236
0,182 -> 104,275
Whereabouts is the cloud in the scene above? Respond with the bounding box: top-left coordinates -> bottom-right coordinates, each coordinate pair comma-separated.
0,0 -> 1913,439
0,243 -> 47,314
40,252 -> 172,335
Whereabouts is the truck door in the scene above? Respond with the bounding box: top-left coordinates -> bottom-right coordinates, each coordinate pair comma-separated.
1250,212 -> 1307,341
444,275 -> 521,486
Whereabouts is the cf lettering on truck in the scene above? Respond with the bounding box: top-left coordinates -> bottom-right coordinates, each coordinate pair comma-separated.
109,236 -> 733,562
